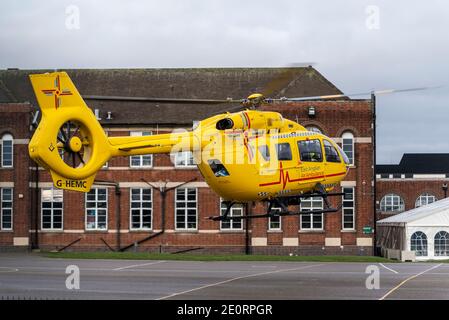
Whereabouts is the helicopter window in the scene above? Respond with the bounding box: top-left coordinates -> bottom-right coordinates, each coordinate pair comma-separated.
258,145 -> 270,161
297,139 -> 322,162
208,159 -> 230,177
323,140 -> 341,163
276,143 -> 292,161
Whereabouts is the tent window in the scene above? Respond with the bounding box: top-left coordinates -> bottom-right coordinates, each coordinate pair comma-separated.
410,231 -> 428,257
434,231 -> 449,257
380,193 -> 404,212
415,193 -> 437,208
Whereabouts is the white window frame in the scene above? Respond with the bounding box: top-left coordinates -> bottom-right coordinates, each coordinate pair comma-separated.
129,131 -> 153,168
41,188 -> 63,230
342,131 -> 354,166
85,188 -> 108,231
220,200 -> 243,231
342,187 -> 355,230
173,151 -> 196,168
380,193 -> 404,212
268,206 -> 282,231
129,188 -> 153,230
434,231 -> 449,257
410,231 -> 428,257
0,188 -> 13,230
300,197 -> 324,230
1,134 -> 13,168
175,188 -> 198,231
415,193 -> 436,208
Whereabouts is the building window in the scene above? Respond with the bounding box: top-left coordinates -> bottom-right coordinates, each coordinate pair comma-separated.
342,131 -> 354,166
268,206 -> 282,231
85,188 -> 108,230
174,151 -> 196,168
434,231 -> 449,257
175,188 -> 197,230
130,131 -> 153,167
300,197 -> 323,230
1,188 -> 13,230
1,133 -> 13,168
305,126 -> 323,134
41,188 -> 63,230
342,187 -> 355,230
130,188 -> 152,230
410,231 -> 428,256
380,193 -> 404,212
415,193 -> 437,208
220,201 -> 243,231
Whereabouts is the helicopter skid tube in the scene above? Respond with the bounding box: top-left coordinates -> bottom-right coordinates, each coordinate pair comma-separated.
208,205 -> 342,221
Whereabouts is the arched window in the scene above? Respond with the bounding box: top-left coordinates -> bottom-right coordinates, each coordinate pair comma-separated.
305,126 -> 322,134
1,134 -> 13,168
434,231 -> 449,256
415,193 -> 437,208
380,193 -> 404,212
341,131 -> 354,165
411,231 -> 428,256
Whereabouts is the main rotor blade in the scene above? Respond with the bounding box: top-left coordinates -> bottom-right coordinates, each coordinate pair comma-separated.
82,95 -> 241,104
275,86 -> 442,101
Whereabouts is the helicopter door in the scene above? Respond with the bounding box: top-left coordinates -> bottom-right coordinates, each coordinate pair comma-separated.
322,139 -> 343,187
296,139 -> 325,188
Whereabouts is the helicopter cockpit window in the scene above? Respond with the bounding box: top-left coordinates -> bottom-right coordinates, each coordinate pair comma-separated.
323,140 -> 341,163
276,143 -> 292,161
208,159 -> 230,177
297,139 -> 322,162
258,145 -> 270,161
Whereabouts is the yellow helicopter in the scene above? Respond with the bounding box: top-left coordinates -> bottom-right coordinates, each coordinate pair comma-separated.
28,71 -> 432,220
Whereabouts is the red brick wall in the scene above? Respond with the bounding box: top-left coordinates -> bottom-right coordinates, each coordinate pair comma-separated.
0,104 -> 32,249
1,100 -> 375,255
376,178 -> 448,220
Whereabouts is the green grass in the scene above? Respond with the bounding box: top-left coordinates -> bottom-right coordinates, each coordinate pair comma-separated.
43,251 -> 397,263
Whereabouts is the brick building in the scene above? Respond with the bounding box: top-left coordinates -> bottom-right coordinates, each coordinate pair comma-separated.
0,67 -> 375,255
376,153 -> 449,220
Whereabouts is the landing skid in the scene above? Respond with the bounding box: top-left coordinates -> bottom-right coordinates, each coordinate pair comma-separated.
208,205 -> 342,221
208,185 -> 345,221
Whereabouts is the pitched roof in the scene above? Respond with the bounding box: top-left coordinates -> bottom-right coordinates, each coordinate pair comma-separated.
377,153 -> 449,174
0,67 -> 342,125
377,196 -> 449,225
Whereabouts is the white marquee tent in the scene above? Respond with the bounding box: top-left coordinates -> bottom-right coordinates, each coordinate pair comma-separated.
377,197 -> 449,261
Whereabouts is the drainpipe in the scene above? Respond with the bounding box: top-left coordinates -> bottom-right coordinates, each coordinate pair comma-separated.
245,202 -> 252,255
32,161 -> 39,249
372,92 -> 377,256
94,180 -> 121,251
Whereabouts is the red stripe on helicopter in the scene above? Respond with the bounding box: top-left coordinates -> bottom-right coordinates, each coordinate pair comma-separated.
243,112 -> 251,129
259,163 -> 346,189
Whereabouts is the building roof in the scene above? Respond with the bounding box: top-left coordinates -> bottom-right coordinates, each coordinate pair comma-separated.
0,67 -> 343,126
377,196 -> 449,226
377,153 -> 449,174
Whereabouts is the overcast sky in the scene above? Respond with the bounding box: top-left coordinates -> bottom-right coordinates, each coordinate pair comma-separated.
1,0 -> 448,163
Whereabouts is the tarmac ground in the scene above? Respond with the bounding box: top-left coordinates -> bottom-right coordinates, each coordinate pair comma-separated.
0,253 -> 448,300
